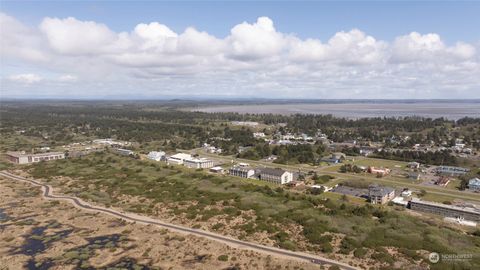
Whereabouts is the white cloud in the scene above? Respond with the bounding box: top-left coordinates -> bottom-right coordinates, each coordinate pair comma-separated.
57,74 -> 78,82
7,73 -> 43,84
391,32 -> 476,63
0,13 -> 479,98
40,17 -> 119,55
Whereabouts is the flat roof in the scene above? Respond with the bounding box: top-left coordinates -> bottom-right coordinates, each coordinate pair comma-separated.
6,151 -> 64,158
410,198 -> 480,215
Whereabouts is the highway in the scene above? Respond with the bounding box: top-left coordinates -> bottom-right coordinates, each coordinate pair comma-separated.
0,171 -> 358,270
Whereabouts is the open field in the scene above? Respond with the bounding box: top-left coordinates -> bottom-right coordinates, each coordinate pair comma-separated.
0,177 -> 321,270
3,152 -> 479,269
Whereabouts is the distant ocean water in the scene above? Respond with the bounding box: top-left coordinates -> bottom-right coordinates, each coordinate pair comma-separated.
194,102 -> 480,120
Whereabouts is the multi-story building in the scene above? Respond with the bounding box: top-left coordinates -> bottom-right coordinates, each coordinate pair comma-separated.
368,185 -> 395,204
167,153 -> 192,165
6,151 -> 65,164
184,158 -> 214,169
435,166 -> 469,177
229,166 -> 255,178
409,198 -> 480,221
259,168 -> 293,184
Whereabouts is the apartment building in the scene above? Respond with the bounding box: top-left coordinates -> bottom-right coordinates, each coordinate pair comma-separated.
229,166 -> 255,178
6,151 -> 65,164
259,168 -> 293,184
409,198 -> 480,221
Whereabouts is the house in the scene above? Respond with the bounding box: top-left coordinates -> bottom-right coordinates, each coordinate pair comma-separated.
368,166 -> 391,176
167,153 -> 192,165
112,148 -> 135,156
5,151 -> 65,164
229,166 -> 255,178
253,132 -> 266,138
147,151 -> 166,161
408,162 -> 421,169
401,189 -> 412,198
408,171 -> 421,180
210,166 -> 224,173
184,158 -> 214,169
259,168 -> 293,185
469,178 -> 480,192
435,177 -> 450,187
368,185 -> 395,204
322,152 -> 346,164
435,166 -> 469,177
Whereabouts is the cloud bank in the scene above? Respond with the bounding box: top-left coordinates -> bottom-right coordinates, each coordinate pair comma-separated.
1,13 -> 479,98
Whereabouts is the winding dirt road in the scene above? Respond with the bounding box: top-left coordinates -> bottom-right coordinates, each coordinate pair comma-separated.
0,170 -> 358,270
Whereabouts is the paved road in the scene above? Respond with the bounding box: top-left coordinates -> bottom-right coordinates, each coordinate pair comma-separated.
0,171 -> 358,270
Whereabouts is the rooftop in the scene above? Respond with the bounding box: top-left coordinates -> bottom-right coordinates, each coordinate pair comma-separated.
410,198 -> 480,215
260,167 -> 288,177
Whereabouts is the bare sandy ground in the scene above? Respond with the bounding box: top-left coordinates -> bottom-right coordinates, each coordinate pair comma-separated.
0,178 -> 325,270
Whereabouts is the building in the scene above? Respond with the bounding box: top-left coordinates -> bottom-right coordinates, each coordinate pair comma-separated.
253,132 -> 266,138
112,148 -> 135,156
408,162 -> 421,169
409,198 -> 480,222
210,166 -> 224,173
469,178 -> 480,192
184,158 -> 214,169
229,166 -> 255,178
408,171 -> 421,180
147,151 -> 166,161
321,152 -> 346,164
435,166 -> 470,177
167,153 -> 192,165
259,168 -> 293,185
6,151 -> 65,164
435,177 -> 450,187
368,185 -> 395,204
368,166 -> 391,176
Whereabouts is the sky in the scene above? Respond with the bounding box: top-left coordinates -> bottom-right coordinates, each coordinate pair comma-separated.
1,0 -> 479,99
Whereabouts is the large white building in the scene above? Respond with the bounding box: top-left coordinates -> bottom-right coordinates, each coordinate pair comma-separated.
167,153 -> 193,165
147,151 -> 166,161
6,151 -> 65,164
184,158 -> 214,169
259,168 -> 293,184
229,166 -> 255,178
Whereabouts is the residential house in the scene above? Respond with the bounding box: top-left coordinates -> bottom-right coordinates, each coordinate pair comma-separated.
469,178 -> 480,192
322,152 -> 346,164
368,166 -> 391,176
368,185 -> 395,204
210,166 -> 224,173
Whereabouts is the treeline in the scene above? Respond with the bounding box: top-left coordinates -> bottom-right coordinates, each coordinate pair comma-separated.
372,149 -> 457,166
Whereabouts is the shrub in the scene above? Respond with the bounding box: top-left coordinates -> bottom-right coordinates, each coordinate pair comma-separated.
217,255 -> 228,261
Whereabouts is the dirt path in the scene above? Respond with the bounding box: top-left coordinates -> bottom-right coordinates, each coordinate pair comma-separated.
0,170 -> 358,270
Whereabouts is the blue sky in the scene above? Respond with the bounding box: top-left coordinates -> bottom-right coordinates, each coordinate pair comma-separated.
1,1 -> 479,99
3,1 -> 479,43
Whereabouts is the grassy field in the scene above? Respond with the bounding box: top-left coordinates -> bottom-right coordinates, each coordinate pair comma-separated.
17,152 -> 480,269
